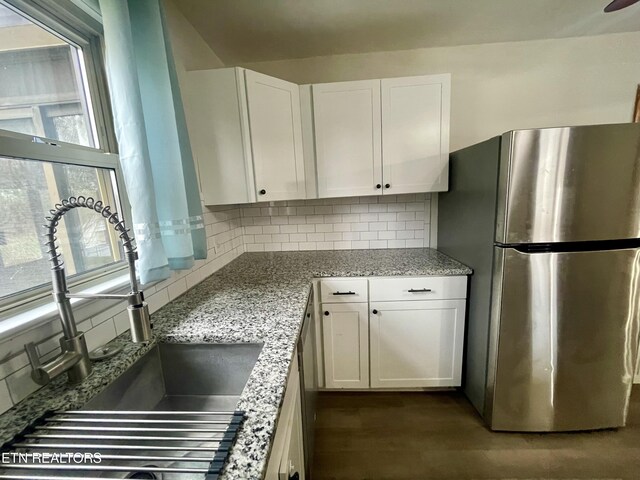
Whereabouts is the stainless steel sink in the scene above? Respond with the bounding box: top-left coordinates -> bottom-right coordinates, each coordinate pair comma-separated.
85,343 -> 262,412
0,343 -> 262,480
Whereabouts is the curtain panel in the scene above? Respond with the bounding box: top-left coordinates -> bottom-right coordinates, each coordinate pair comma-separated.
99,0 -> 206,284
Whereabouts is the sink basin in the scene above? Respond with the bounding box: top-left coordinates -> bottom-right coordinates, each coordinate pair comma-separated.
85,342 -> 263,411
0,343 -> 262,480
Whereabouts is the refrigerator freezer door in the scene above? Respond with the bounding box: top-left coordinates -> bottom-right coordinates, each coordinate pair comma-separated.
488,247 -> 640,432
495,123 -> 640,244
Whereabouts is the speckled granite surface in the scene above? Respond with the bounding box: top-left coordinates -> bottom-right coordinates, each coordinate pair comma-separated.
0,248 -> 471,479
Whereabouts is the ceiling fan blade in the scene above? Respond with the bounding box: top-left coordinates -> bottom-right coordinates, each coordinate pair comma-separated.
604,0 -> 640,12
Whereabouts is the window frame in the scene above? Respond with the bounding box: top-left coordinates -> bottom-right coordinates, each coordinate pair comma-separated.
0,0 -> 132,317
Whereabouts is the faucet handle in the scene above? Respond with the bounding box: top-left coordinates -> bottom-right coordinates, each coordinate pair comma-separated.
24,342 -> 42,370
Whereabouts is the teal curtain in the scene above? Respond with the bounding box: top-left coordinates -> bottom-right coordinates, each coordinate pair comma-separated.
99,0 -> 206,284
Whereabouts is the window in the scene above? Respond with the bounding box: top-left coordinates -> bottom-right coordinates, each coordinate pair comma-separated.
0,1 -> 124,310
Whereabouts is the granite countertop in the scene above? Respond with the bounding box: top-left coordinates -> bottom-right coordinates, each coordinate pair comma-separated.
0,248 -> 471,479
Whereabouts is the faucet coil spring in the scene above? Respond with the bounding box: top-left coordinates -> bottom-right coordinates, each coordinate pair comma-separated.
43,196 -> 135,271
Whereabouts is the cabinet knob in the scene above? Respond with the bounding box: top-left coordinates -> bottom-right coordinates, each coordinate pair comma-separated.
324,311 -> 330,316
384,183 -> 391,189
372,309 -> 378,314
376,184 -> 382,189
259,189 -> 266,195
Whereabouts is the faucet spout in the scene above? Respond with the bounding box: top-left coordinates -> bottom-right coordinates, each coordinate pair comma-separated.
26,196 -> 152,386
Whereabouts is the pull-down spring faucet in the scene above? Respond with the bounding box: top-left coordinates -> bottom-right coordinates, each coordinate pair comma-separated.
24,196 -> 152,386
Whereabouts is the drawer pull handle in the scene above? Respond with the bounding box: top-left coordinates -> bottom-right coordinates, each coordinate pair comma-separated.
333,291 -> 356,295
408,288 -> 432,293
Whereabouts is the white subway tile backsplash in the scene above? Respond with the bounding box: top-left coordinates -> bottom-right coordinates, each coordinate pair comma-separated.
315,224 -> 334,233
369,222 -> 388,231
296,224 -> 314,234
342,232 -> 361,241
369,203 -> 388,213
0,354 -> 28,381
290,233 -> 307,242
350,204 -> 368,214
398,230 -> 415,240
389,240 -> 407,248
307,233 -> 325,242
388,203 -> 406,212
264,243 -> 282,252
6,366 -> 40,404
361,231 -> 378,241
379,231 -> 397,240
253,217 -> 271,226
352,223 -> 369,232
332,205 -> 351,214
314,206 -> 333,215
370,240 -> 388,249
333,223 -> 351,232
407,239 -> 425,248
351,240 -> 370,249
254,234 -> 273,243
167,278 -> 187,301
378,212 -> 397,222
113,310 -> 130,336
262,225 -> 280,234
306,215 -> 324,224
85,319 -> 117,352
398,212 -> 416,221
281,242 -> 299,251
299,242 -> 317,251
0,380 -> 12,415
359,213 -> 378,222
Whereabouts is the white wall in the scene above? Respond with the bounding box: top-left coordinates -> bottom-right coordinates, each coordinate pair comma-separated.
241,31 -> 640,151
163,0 -> 225,87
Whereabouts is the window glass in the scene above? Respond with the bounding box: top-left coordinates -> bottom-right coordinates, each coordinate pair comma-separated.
0,156 -> 123,299
0,3 -> 97,147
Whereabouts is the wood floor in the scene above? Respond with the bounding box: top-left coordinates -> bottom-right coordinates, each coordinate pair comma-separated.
312,386 -> 640,480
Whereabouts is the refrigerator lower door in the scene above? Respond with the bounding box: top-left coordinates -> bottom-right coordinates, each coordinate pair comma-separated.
488,247 -> 640,432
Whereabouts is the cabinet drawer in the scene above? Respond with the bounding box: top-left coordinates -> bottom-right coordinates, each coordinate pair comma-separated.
320,278 -> 368,303
369,276 -> 466,302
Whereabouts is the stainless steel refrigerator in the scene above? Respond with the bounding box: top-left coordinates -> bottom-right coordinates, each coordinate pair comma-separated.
438,122 -> 640,432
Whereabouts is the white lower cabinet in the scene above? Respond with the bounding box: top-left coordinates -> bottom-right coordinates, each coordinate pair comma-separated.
322,303 -> 369,389
265,353 -> 305,480
319,275 -> 468,390
369,300 -> 466,388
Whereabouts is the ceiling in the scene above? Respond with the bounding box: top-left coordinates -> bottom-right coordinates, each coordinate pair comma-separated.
173,0 -> 640,64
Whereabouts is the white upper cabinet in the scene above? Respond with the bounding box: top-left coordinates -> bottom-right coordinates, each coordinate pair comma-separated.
381,74 -> 450,193
310,74 -> 450,198
183,67 -> 305,205
245,70 -> 306,202
312,80 -> 382,198
183,68 -> 256,205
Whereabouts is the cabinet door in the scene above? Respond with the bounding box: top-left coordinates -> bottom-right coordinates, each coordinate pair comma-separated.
381,74 -> 450,194
370,300 -> 465,388
313,80 -> 382,198
322,303 -> 369,388
279,373 -> 305,480
183,68 -> 256,205
245,70 -> 306,201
